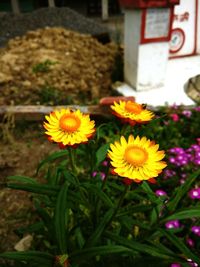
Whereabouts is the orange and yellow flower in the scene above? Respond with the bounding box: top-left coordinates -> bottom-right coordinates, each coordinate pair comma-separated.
110,100 -> 154,125
44,108 -> 95,146
108,135 -> 166,182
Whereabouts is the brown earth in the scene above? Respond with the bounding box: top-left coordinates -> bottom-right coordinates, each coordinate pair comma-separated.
0,120 -> 59,253
0,27 -> 120,106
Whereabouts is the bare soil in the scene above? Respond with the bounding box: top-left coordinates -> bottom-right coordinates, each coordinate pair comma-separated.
0,121 -> 59,253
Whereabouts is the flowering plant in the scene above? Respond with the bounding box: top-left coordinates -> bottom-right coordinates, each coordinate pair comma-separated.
1,101 -> 200,267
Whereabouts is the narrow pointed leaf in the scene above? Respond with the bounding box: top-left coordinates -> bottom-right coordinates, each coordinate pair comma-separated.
7,175 -> 38,184
54,182 -> 69,254
7,182 -> 59,196
95,143 -> 110,167
37,150 -> 68,173
70,245 -> 132,262
162,207 -> 200,222
83,183 -> 114,208
0,251 -> 53,265
159,229 -> 200,265
105,232 -> 179,260
85,208 -> 114,246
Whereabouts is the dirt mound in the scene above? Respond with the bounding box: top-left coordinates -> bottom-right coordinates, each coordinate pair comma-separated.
0,27 -> 119,105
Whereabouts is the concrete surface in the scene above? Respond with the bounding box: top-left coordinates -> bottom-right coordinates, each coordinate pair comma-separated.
116,55 -> 200,107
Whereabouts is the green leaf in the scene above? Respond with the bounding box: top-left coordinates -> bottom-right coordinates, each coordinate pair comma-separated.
37,150 -> 68,173
141,182 -> 161,204
159,229 -> 200,265
15,222 -> 44,235
7,175 -> 38,184
162,207 -> 200,222
54,182 -> 69,254
0,251 -> 53,265
117,204 -> 153,217
105,232 -> 179,260
95,143 -> 110,167
75,227 -> 85,249
166,169 -> 200,212
7,182 -> 59,196
70,245 -> 132,262
34,200 -> 54,238
59,168 -> 78,186
83,183 -> 114,208
85,208 -> 114,247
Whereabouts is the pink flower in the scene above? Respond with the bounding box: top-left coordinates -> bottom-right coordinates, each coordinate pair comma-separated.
186,238 -> 195,247
170,113 -> 179,122
182,110 -> 192,118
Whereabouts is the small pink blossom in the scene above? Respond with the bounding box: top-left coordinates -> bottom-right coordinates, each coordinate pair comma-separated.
188,188 -> 200,199
170,113 -> 179,122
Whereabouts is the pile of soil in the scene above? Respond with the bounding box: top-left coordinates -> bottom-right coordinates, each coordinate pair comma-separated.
0,7 -> 122,106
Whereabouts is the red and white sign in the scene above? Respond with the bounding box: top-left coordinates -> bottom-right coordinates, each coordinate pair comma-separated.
141,8 -> 173,43
169,0 -> 198,57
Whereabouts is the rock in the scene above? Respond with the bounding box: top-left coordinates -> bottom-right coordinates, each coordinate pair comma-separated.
185,74 -> 200,103
14,235 -> 33,252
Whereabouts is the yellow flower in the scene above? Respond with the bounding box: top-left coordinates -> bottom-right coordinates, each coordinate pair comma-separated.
44,108 -> 95,146
110,101 -> 154,125
108,135 -> 166,182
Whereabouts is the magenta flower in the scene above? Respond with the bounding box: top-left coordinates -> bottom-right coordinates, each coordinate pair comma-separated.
191,226 -> 200,236
171,263 -> 181,267
165,220 -> 180,229
187,259 -> 198,267
92,171 -> 106,180
102,160 -> 109,167
186,238 -> 195,247
188,188 -> 200,199
155,189 -> 167,197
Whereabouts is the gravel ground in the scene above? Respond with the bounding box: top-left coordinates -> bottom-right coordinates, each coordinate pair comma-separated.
0,7 -> 110,47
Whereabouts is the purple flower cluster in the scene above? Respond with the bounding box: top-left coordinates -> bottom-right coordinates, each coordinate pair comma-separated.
168,143 -> 200,167
194,106 -> 200,112
182,110 -> 192,118
163,169 -> 176,179
92,171 -> 106,180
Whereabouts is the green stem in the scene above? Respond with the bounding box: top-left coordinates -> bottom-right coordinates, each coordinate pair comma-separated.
107,184 -> 129,228
95,165 -> 110,225
101,164 -> 110,191
68,147 -> 89,206
68,147 -> 77,175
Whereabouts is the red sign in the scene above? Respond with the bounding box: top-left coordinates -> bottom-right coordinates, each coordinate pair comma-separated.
119,0 -> 180,8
